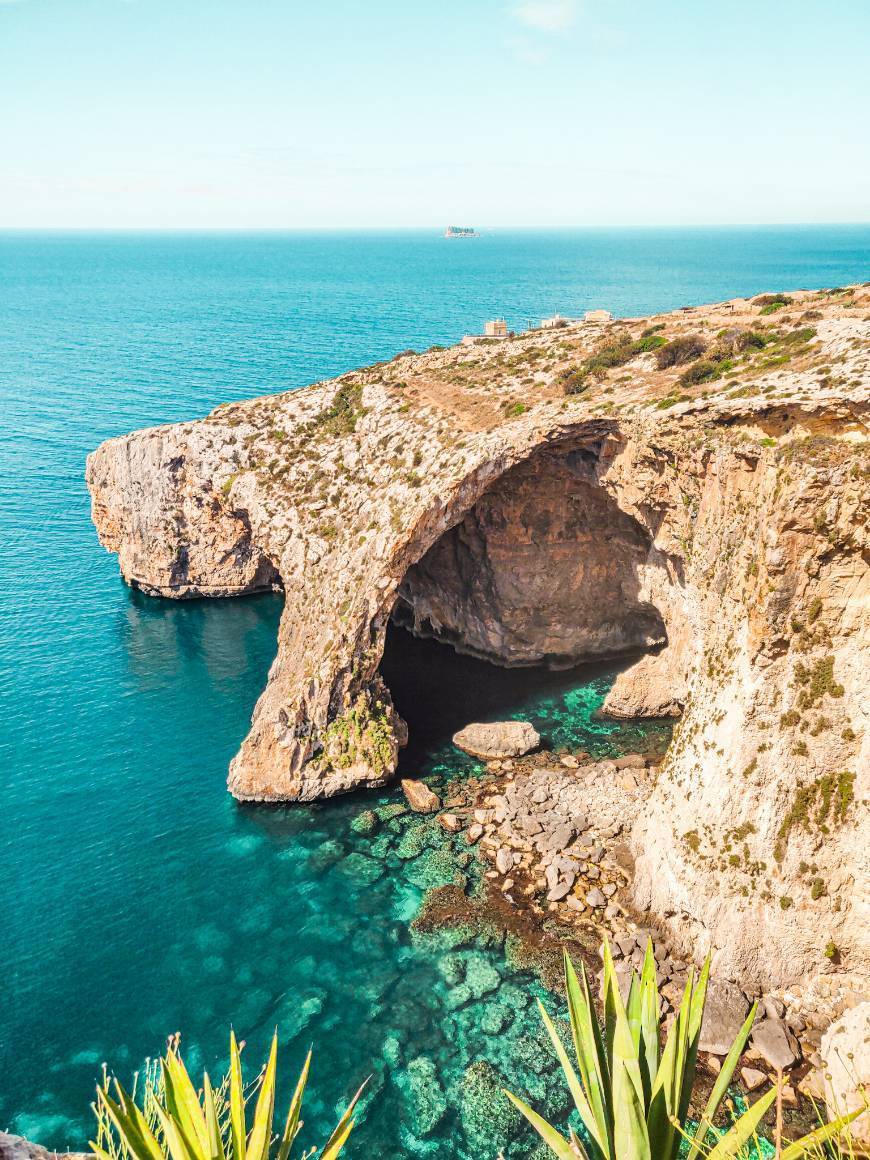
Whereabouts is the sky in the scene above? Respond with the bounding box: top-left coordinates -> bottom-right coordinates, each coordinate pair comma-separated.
0,0 -> 868,229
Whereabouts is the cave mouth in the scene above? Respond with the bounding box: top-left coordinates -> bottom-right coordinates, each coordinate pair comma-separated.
378,622 -> 671,775
378,436 -> 671,771
391,438 -> 667,671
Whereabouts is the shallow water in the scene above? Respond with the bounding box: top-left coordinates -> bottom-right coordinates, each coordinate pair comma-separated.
2,228 -> 868,1155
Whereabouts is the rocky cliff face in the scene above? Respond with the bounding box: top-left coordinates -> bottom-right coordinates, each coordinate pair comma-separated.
86,287 -> 869,997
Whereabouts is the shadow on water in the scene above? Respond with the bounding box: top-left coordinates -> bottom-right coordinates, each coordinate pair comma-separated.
379,621 -> 670,775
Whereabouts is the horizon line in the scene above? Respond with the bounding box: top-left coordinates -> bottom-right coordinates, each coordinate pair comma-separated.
2,220 -> 870,235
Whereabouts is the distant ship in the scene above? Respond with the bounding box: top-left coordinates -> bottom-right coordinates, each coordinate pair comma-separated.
444,225 -> 479,238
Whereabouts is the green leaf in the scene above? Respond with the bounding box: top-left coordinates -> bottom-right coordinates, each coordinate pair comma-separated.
537,1000 -> 607,1158
203,1073 -> 226,1160
244,1032 -> 277,1160
163,1048 -> 210,1160
565,952 -> 613,1159
705,1088 -> 777,1160
684,1002 -> 758,1160
637,942 -> 660,1107
276,1050 -> 311,1160
502,1090 -> 580,1160
153,1101 -> 196,1160
779,1108 -> 863,1160
319,1079 -> 367,1160
646,972 -> 693,1160
229,1032 -> 246,1160
609,972 -> 651,1160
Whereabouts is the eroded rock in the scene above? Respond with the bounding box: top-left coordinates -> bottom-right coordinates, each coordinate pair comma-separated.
452,721 -> 540,760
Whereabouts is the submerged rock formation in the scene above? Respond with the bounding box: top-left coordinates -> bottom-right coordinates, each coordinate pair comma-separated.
87,287 -> 869,998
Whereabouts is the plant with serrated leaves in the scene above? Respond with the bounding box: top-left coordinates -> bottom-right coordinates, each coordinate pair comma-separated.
504,941 -> 858,1159
91,1031 -> 364,1160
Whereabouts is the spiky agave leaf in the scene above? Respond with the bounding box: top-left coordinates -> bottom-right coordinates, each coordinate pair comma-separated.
228,1032 -> 246,1160
275,1049 -> 311,1160
564,952 -> 613,1159
536,999 -> 607,1158
244,1033 -> 278,1160
319,1078 -> 368,1160
704,1087 -> 777,1159
502,1090 -> 584,1160
684,1002 -> 758,1160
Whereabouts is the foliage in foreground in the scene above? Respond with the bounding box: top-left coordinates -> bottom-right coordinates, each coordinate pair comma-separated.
91,1031 -> 364,1160
504,941 -> 859,1160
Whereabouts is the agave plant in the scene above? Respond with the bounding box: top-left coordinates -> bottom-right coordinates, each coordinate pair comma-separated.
505,941 -> 858,1160
91,1031 -> 364,1160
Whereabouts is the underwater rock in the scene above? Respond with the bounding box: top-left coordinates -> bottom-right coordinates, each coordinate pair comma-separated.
459,1060 -> 521,1155
480,1001 -> 514,1036
438,812 -> 462,833
405,847 -> 457,891
308,838 -> 345,872
453,721 -> 540,759
382,1032 -> 403,1069
338,850 -> 384,885
437,952 -> 467,987
398,1056 -> 448,1137
282,993 -> 324,1040
462,951 -> 502,999
446,982 -> 474,1011
350,809 -> 379,836
395,821 -> 432,860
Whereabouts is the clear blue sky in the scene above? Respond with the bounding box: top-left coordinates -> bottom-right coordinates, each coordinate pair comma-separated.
1,0 -> 868,228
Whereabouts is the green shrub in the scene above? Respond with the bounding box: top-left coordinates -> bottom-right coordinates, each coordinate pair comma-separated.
679,357 -> 733,386
754,293 -> 793,313
504,942 -> 858,1159
91,1031 -> 363,1160
655,334 -> 707,369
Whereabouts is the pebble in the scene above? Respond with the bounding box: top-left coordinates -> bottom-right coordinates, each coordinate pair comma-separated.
586,888 -> 606,908
466,824 -> 483,844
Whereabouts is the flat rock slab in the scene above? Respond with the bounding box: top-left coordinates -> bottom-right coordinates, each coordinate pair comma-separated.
699,979 -> 751,1056
401,778 -> 441,813
452,721 -> 540,759
751,1017 -> 801,1071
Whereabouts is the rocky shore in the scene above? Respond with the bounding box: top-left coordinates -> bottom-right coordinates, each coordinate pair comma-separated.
394,727 -> 867,1127
85,284 -> 869,1129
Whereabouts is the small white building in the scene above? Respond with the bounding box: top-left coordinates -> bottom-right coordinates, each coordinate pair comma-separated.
584,308 -> 613,323
540,313 -> 569,329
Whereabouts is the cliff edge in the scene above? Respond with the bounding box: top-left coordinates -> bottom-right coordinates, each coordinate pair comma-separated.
86,286 -> 869,995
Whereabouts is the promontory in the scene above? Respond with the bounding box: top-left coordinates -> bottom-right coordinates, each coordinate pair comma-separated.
87,286 -> 868,1003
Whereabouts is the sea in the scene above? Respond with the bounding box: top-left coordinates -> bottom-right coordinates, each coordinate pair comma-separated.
1,227 -> 868,1157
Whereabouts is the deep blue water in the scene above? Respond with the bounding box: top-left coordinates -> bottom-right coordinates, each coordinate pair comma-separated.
1,227 -> 868,1157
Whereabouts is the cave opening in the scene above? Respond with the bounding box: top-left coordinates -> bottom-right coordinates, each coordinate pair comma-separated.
379,437 -> 672,772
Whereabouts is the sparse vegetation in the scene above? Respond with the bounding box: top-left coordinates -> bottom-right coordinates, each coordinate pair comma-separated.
655,334 -> 707,368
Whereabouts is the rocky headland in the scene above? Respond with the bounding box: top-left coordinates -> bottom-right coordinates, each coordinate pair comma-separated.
87,287 -> 868,1060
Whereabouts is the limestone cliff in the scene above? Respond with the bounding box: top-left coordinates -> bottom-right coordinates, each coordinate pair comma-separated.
86,287 -> 869,997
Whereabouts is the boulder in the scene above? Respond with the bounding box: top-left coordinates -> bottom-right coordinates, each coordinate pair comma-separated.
614,754 -> 646,769
750,1017 -> 801,1071
586,887 -> 606,908
820,1002 -> 870,1145
495,847 -> 513,875
401,779 -> 441,812
438,812 -> 462,833
699,980 -> 751,1056
452,721 -> 540,759
740,1066 -> 768,1092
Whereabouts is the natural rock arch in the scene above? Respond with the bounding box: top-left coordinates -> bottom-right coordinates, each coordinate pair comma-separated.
86,292 -> 869,992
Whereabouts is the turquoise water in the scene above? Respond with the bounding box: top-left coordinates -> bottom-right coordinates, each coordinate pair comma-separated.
1,228 -> 868,1156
